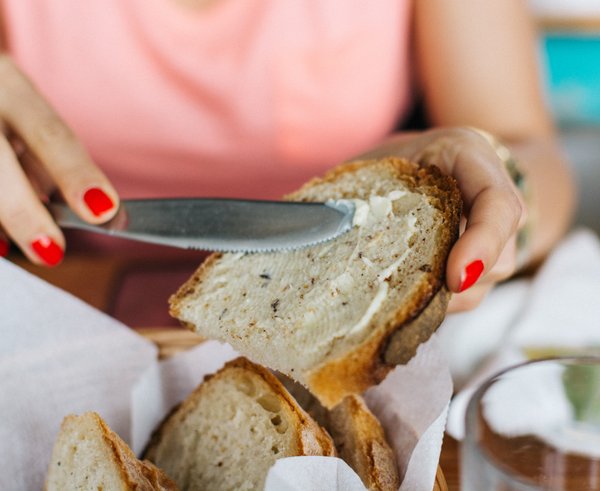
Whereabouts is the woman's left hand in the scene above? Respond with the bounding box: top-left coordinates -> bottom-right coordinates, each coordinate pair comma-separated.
358,126 -> 527,313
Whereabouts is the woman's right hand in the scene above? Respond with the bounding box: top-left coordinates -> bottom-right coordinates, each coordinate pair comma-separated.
0,54 -> 119,266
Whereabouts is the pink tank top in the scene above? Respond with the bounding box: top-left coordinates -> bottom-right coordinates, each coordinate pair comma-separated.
2,0 -> 413,199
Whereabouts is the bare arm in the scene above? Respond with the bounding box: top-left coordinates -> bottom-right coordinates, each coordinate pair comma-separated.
360,0 -> 575,311
415,0 -> 575,266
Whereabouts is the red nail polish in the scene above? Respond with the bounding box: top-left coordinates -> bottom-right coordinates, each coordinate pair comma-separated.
83,187 -> 114,217
0,238 -> 9,258
459,259 -> 484,292
31,236 -> 63,266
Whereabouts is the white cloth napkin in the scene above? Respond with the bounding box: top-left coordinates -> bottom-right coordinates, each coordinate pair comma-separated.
439,228 -> 600,439
0,257 -> 452,491
0,260 -> 158,490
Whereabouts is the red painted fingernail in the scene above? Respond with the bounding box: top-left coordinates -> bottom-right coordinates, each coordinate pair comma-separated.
0,238 -> 9,257
459,259 -> 484,292
83,187 -> 114,217
31,236 -> 63,266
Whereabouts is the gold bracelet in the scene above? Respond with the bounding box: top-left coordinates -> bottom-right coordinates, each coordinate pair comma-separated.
467,127 -> 532,269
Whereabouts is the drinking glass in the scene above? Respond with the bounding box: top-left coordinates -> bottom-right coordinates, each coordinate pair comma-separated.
461,357 -> 600,490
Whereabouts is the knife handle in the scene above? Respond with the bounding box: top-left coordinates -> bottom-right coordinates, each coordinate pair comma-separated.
49,202 -> 130,233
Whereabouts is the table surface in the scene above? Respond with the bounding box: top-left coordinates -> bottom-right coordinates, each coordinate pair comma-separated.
11,252 -> 462,490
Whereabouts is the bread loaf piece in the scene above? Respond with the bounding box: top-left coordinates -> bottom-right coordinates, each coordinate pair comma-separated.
45,412 -> 178,491
144,357 -> 336,491
171,157 -> 461,407
328,394 -> 400,491
278,374 -> 399,491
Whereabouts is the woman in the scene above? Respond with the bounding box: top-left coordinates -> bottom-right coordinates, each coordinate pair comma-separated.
0,0 -> 575,314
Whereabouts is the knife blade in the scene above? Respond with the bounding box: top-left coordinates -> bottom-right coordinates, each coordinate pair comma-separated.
49,198 -> 355,253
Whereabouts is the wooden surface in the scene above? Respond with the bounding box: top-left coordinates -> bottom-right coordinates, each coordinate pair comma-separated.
440,434 -> 459,491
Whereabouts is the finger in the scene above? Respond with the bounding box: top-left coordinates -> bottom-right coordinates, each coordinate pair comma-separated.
0,229 -> 10,258
19,144 -> 55,202
447,183 -> 522,292
4,129 -> 56,200
0,56 -> 119,223
453,236 -> 518,295
0,135 -> 65,266
444,137 -> 523,293
475,237 -> 517,286
447,282 -> 494,313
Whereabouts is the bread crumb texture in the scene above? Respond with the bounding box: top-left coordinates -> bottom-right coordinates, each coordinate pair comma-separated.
171,158 -> 461,406
144,358 -> 335,491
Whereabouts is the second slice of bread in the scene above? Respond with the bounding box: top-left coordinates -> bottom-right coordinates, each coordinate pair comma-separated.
328,394 -> 400,491
46,412 -> 178,491
278,374 -> 399,491
144,357 -> 336,491
171,157 -> 461,407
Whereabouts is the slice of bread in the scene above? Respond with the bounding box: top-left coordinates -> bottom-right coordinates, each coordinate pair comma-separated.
170,157 -> 461,407
45,412 -> 178,491
328,394 -> 400,491
144,357 -> 336,491
278,374 -> 399,491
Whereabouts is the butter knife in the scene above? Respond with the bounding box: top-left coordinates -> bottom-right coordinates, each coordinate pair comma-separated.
49,198 -> 354,253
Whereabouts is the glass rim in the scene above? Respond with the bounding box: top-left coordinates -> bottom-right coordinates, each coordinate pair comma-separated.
464,354 -> 600,446
462,354 -> 600,488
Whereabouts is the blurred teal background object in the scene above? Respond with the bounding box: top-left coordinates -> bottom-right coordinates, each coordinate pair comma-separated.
542,34 -> 600,127
535,17 -> 600,234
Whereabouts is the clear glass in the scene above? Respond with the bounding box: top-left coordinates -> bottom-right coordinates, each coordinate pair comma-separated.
461,357 -> 600,490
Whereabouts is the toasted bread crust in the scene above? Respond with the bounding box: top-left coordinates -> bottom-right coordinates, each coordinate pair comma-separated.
328,395 -> 400,491
383,286 -> 451,365
94,414 -> 179,491
272,377 -> 399,491
170,158 -> 461,407
46,413 -> 178,491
